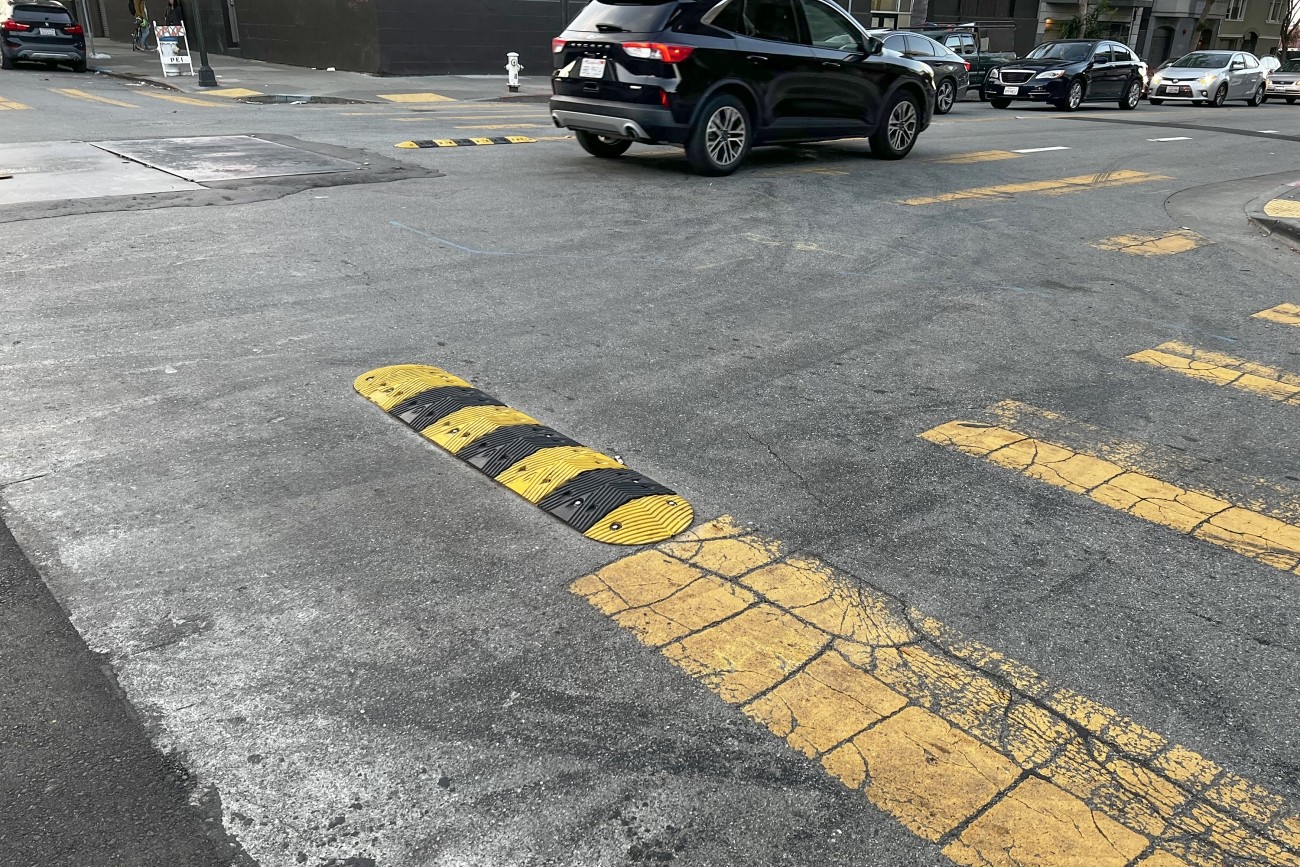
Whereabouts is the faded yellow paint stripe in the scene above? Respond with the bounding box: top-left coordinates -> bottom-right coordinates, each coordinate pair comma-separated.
0,98 -> 31,110
921,421 -> 1300,574
899,170 -> 1169,206
931,149 -> 1020,164
379,92 -> 455,103
572,516 -> 1300,866
1263,198 -> 1300,219
1095,229 -> 1206,256
206,87 -> 262,98
140,91 -> 230,108
52,88 -> 137,108
1127,342 -> 1300,405
453,123 -> 553,130
1254,303 -> 1300,328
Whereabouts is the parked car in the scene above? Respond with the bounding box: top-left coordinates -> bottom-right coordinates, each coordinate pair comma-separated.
1263,58 -> 1300,104
550,0 -> 936,175
1,0 -> 85,72
983,39 -> 1145,110
919,25 -> 1018,97
870,30 -> 969,114
1148,51 -> 1266,106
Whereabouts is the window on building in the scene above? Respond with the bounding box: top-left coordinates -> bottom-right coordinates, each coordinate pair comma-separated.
1268,0 -> 1283,22
1226,0 -> 1245,21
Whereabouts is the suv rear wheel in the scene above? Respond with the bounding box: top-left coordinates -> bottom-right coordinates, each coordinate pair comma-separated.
686,93 -> 751,176
869,90 -> 921,160
574,130 -> 633,159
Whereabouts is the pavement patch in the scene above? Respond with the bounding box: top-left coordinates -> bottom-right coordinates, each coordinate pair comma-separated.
354,364 -> 692,545
379,92 -> 455,103
898,171 -> 1169,206
1254,303 -> 1300,327
1094,229 -> 1206,256
921,419 -> 1300,575
395,136 -> 536,149
573,516 -> 1300,866
91,135 -> 361,182
1127,341 -> 1300,405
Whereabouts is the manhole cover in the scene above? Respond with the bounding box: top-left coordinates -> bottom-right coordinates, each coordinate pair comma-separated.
90,135 -> 361,182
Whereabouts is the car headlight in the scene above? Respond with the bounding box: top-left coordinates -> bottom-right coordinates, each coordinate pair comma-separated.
988,68 -> 1001,82
921,63 -> 934,82
1035,69 -> 1065,80
1198,74 -> 1216,85
1151,74 -> 1163,86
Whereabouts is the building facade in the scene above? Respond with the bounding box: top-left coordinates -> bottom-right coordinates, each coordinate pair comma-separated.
32,0 -> 1290,76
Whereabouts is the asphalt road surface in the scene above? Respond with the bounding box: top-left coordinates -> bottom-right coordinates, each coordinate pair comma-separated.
3,68 -> 1300,867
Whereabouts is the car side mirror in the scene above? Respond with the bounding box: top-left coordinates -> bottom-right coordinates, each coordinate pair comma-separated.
1231,62 -> 1245,69
867,36 -> 884,56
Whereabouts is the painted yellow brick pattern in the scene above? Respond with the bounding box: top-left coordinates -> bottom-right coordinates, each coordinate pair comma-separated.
571,516 -> 1300,866
1095,229 -> 1206,256
920,422 -> 1300,576
1128,342 -> 1300,405
1253,303 -> 1300,328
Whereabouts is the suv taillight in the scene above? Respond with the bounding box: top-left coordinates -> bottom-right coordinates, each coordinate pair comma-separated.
552,37 -> 566,53
64,23 -> 84,35
1,19 -> 31,31
623,42 -> 694,63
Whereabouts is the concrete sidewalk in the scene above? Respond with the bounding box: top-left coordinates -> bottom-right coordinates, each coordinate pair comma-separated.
89,39 -> 552,104
1247,178 -> 1300,244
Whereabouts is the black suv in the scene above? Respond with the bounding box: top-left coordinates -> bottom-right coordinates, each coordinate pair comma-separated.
982,39 -> 1144,111
549,0 -> 936,175
1,1 -> 86,72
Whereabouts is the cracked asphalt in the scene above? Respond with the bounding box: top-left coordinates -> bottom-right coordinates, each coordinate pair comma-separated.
3,68 -> 1300,866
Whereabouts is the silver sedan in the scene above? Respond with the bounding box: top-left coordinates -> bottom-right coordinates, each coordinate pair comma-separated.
1264,59 -> 1300,104
1148,50 -> 1267,106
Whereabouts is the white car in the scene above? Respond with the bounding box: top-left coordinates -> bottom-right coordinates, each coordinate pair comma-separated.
1264,59 -> 1300,104
1148,50 -> 1267,106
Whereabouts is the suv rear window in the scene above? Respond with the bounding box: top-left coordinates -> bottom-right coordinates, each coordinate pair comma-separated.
568,1 -> 679,34
13,4 -> 74,22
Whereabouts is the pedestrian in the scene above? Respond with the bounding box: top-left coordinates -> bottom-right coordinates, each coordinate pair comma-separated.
164,0 -> 184,27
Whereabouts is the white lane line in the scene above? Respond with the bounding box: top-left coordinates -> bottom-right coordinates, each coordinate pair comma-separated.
1259,129 -> 1280,133
1013,146 -> 1071,153
1148,136 -> 1193,142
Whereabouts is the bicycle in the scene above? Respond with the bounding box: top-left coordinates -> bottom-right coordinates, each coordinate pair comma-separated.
131,12 -> 157,51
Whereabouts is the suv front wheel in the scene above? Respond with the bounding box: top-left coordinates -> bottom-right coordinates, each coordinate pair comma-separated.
686,94 -> 751,176
575,130 -> 633,159
869,90 -> 922,159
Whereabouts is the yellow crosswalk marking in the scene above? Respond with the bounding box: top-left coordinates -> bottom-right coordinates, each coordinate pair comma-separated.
51,88 -> 137,108
1254,303 -> 1300,328
931,149 -> 1020,164
206,88 -> 262,98
379,92 -> 455,103
899,170 -> 1169,206
574,516 -> 1300,867
0,96 -> 31,110
1095,229 -> 1206,256
921,419 -> 1300,574
1127,342 -> 1300,405
1263,198 -> 1300,218
140,91 -> 231,108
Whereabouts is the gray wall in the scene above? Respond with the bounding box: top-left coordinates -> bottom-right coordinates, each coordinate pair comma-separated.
234,0 -> 380,71
377,0 -> 570,75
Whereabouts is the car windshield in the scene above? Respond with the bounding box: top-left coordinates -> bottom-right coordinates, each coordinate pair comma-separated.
1170,52 -> 1229,69
1027,42 -> 1092,62
1280,60 -> 1300,72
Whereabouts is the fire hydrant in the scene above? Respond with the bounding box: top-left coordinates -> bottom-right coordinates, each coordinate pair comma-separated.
506,52 -> 522,92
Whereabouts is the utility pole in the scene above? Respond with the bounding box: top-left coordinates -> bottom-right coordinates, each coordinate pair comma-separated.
182,0 -> 218,86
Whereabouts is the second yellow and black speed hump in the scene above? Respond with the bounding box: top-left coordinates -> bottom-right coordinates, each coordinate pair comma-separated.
355,364 -> 693,545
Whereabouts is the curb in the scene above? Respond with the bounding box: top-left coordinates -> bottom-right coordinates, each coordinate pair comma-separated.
91,67 -> 182,92
1245,181 -> 1300,245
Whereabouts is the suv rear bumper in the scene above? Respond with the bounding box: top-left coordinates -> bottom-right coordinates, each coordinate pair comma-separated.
550,96 -> 685,144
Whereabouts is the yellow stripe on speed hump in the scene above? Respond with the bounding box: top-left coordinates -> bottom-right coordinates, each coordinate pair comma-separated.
573,516 -> 1300,866
395,136 -> 536,149
355,364 -> 692,545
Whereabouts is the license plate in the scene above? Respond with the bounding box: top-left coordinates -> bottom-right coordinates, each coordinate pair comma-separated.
37,27 -> 56,36
1003,86 -> 1019,96
1162,85 -> 1177,94
579,57 -> 607,79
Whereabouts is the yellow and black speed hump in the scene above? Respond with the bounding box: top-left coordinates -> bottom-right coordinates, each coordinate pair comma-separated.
355,364 -> 693,545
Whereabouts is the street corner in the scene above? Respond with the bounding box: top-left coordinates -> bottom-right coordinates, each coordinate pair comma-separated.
1247,180 -> 1300,244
